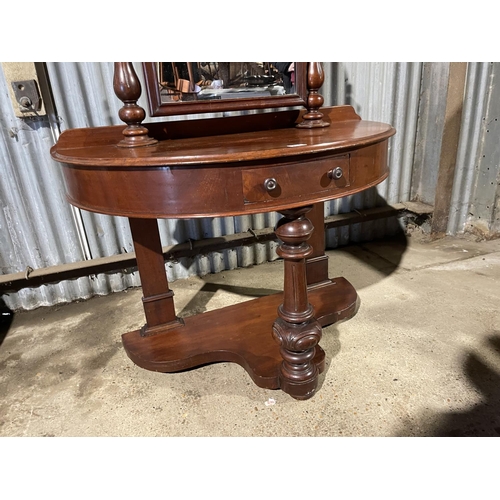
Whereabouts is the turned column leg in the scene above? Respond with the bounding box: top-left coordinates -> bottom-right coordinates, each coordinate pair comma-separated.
128,217 -> 182,336
272,206 -> 323,400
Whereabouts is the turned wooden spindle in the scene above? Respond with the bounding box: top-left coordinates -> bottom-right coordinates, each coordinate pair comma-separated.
297,62 -> 329,129
113,62 -> 158,148
272,206 -> 323,400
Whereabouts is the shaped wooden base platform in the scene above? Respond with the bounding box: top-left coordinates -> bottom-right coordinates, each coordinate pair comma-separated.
122,278 -> 358,396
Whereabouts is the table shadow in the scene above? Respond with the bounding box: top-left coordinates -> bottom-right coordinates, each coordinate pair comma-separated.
396,332 -> 500,437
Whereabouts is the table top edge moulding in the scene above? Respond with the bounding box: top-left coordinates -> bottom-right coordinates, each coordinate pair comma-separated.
49,62 -> 396,400
51,109 -> 395,168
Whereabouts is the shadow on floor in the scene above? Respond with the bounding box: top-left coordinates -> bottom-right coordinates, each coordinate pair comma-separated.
0,298 -> 14,348
428,332 -> 500,437
178,229 -> 408,318
339,230 -> 408,282
174,229 -> 407,391
397,332 -> 500,437
178,282 -> 282,317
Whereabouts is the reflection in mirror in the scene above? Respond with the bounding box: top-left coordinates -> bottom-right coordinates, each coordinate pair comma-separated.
158,62 -> 297,104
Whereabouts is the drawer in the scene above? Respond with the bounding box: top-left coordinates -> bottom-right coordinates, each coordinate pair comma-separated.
242,155 -> 350,204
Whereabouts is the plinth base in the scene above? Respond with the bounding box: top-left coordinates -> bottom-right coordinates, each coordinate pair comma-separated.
122,278 -> 358,395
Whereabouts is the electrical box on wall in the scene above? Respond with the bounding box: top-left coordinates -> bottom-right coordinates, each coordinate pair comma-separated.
1,62 -> 47,118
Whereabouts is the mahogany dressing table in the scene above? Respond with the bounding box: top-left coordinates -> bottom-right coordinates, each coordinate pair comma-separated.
51,63 -> 395,400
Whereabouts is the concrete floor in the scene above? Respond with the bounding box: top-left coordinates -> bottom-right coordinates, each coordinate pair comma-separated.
1,232 -> 500,437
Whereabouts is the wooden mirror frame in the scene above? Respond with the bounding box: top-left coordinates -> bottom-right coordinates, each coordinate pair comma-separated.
142,62 -> 309,117
113,62 -> 329,147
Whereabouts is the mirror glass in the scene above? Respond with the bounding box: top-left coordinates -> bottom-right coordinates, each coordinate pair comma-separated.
158,62 -> 297,103
143,62 -> 307,117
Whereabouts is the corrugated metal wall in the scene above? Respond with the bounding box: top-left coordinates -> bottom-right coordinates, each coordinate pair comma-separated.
2,62 -> 498,310
1,62 -> 283,310
447,62 -> 500,237
410,63 -> 450,206
1,67 -> 97,310
323,62 -> 422,247
45,62 -> 281,288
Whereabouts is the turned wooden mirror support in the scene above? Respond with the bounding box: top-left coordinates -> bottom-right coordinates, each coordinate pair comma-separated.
114,62 -> 329,131
113,62 -> 157,148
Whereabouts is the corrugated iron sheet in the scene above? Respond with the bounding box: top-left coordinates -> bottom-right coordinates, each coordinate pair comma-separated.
410,63 -> 450,205
6,61 -> 494,311
1,68 -> 95,310
447,62 -> 499,236
323,62 -> 422,247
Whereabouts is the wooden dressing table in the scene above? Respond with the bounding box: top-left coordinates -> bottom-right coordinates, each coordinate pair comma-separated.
51,63 -> 395,400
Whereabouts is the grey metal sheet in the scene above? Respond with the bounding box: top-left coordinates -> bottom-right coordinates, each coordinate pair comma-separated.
0,68 -> 94,310
6,61 -> 494,310
447,62 -> 500,237
324,62 -> 422,248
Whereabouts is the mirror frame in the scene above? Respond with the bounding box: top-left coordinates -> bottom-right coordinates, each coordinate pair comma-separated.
142,62 -> 308,117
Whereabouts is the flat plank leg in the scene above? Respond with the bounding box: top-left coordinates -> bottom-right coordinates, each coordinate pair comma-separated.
128,217 -> 183,335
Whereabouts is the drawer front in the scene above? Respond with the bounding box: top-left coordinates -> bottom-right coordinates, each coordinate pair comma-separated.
242,155 -> 350,204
